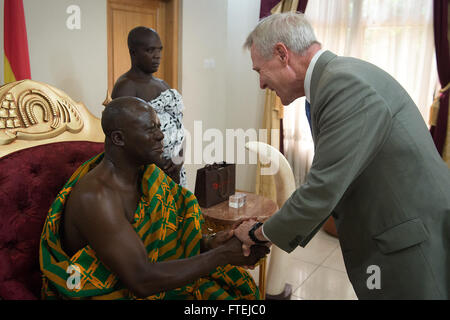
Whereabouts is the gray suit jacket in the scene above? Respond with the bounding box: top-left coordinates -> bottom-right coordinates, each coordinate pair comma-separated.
263,51 -> 450,299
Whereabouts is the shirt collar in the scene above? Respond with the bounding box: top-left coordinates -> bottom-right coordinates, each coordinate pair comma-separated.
304,49 -> 325,103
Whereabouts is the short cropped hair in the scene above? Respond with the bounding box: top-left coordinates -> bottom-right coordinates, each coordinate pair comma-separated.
101,96 -> 148,136
101,98 -> 127,136
244,12 -> 319,59
127,26 -> 159,50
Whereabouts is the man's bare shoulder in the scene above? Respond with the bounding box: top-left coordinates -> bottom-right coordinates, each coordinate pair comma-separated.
66,172 -> 121,223
111,74 -> 138,98
62,170 -> 126,255
154,78 -> 171,91
145,78 -> 171,101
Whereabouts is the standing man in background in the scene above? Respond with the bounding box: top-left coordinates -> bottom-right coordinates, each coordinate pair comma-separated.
112,26 -> 186,186
234,12 -> 450,299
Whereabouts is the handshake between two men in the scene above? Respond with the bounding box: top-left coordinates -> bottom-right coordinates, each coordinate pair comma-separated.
209,218 -> 272,267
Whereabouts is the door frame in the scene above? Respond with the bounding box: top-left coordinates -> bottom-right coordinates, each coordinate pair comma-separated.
107,0 -> 180,93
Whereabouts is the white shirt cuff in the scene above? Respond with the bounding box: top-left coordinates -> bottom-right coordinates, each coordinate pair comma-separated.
261,224 -> 271,242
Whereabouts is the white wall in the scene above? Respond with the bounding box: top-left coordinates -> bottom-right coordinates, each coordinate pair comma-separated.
181,0 -> 264,192
0,0 -> 107,117
225,0 -> 265,192
181,0 -> 228,190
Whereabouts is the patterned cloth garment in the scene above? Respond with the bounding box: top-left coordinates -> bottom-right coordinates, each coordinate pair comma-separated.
39,153 -> 260,300
148,89 -> 187,187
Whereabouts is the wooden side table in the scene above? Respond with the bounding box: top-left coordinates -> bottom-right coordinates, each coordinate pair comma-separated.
200,191 -> 278,299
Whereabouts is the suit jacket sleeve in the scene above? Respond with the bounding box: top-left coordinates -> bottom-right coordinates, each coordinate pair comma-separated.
263,70 -> 394,253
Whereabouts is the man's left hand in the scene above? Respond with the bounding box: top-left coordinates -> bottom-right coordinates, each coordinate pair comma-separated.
234,219 -> 271,256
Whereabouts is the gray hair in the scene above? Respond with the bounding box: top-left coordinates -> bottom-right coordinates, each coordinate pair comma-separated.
244,12 -> 319,59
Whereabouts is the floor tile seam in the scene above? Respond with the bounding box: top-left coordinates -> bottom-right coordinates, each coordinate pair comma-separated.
288,262 -> 321,293
290,241 -> 339,265
293,264 -> 351,300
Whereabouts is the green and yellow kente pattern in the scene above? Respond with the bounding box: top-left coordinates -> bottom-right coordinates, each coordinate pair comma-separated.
39,153 -> 260,300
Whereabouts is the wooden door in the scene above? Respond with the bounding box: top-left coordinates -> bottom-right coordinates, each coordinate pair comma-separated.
107,0 -> 179,94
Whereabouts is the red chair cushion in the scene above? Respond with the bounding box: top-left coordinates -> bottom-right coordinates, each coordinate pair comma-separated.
0,141 -> 104,299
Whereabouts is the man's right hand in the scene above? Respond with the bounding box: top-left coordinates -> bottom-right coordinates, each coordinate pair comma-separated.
220,237 -> 269,267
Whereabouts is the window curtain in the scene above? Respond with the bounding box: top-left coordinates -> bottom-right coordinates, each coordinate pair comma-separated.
254,0 -> 308,200
429,0 -> 450,167
284,0 -> 439,187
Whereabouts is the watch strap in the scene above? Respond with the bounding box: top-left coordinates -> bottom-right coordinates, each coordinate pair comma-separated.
248,222 -> 269,244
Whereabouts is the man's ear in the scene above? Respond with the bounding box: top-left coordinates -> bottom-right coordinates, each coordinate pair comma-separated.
110,130 -> 125,147
274,42 -> 289,64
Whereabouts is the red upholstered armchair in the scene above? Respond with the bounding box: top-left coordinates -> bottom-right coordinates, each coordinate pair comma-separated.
0,80 -> 104,299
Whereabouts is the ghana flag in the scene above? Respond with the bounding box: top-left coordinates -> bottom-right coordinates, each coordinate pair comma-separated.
4,0 -> 31,84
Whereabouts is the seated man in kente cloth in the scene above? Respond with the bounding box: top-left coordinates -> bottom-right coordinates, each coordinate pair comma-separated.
39,97 -> 268,300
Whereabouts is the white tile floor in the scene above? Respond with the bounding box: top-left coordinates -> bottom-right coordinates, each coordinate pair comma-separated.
248,228 -> 358,300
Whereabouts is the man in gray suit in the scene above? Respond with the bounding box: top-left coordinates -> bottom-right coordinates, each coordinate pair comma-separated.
234,12 -> 450,299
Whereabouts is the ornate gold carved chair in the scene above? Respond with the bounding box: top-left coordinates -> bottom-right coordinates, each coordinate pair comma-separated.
0,80 -> 104,299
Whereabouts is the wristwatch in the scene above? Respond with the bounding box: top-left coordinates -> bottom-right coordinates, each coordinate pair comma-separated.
248,222 -> 269,244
